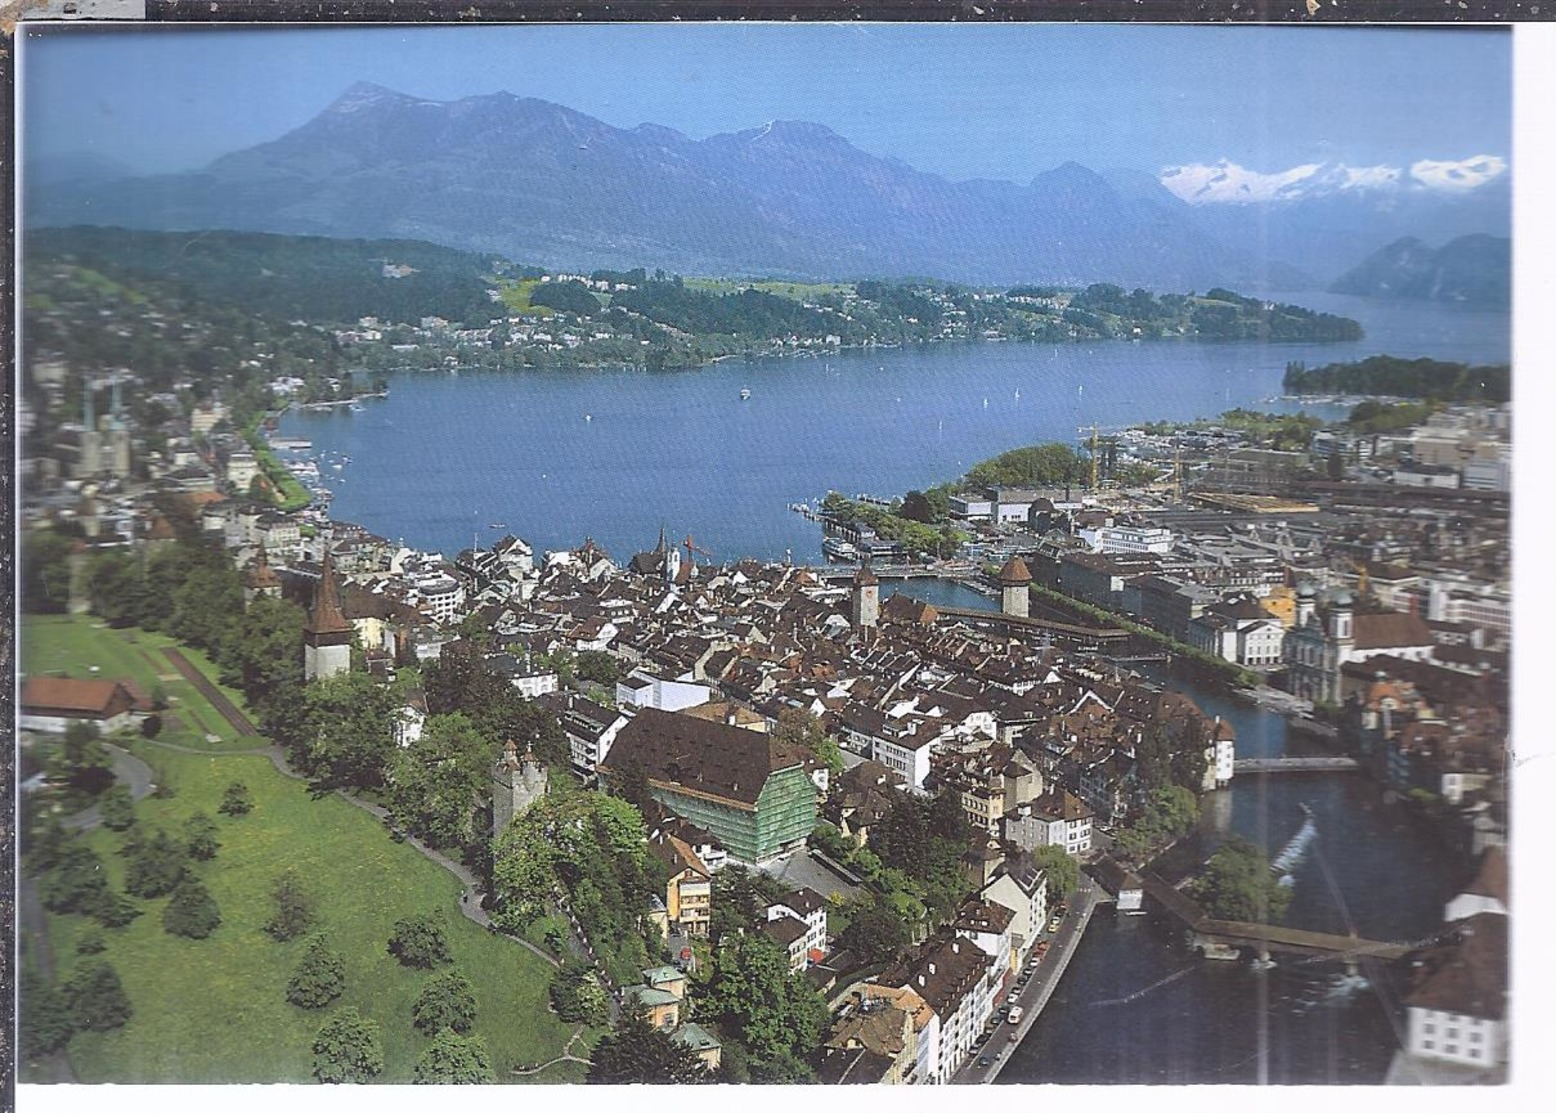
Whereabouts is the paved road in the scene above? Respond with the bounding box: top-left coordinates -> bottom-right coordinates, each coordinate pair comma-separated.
63,745 -> 155,831
952,874 -> 1102,1084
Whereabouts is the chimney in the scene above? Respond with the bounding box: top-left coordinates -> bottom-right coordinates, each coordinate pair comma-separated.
928,962 -> 936,975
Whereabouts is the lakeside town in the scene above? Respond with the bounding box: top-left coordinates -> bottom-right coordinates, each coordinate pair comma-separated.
18,337 -> 1509,1084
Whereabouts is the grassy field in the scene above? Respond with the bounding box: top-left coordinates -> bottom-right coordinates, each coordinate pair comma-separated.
35,745 -> 589,1083
21,614 -> 265,752
21,616 -> 596,1083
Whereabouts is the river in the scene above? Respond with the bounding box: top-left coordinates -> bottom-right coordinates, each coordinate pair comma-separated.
890,578 -> 1458,1084
279,294 -> 1508,564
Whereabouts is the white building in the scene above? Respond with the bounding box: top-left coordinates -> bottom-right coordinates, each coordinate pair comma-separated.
1401,912 -> 1507,1074
1081,524 -> 1174,554
766,888 -> 829,961
980,860 -> 1048,964
616,672 -> 711,713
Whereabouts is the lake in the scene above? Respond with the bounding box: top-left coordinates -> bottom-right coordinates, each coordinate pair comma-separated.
280,294 -> 1508,564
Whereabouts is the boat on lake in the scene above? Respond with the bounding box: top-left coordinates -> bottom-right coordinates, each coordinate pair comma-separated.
740,387 -> 752,400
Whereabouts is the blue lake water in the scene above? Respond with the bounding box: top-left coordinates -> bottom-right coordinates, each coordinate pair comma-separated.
280,294 -> 1508,564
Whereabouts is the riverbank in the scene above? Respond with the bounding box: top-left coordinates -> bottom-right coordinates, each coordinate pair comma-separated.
953,873 -> 1102,1084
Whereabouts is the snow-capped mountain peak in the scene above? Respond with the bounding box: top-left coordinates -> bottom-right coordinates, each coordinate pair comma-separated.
1159,155 -> 1506,205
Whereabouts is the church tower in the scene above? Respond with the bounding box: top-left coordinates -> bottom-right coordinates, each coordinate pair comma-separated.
850,563 -> 880,630
303,548 -> 352,681
998,555 -> 1032,619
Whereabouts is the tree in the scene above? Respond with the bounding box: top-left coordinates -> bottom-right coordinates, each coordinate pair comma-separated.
383,713 -> 498,853
1142,785 -> 1200,839
388,913 -> 451,969
61,720 -> 110,778
412,1031 -> 495,1084
837,892 -> 912,962
63,960 -> 133,1032
162,876 -> 222,939
218,780 -> 254,817
548,961 -> 609,1026
222,594 -> 306,710
184,811 -> 220,861
124,828 -> 187,899
703,931 -> 828,1077
297,672 -> 401,791
1030,845 -> 1080,903
311,1008 -> 384,1084
411,970 -> 477,1035
1189,836 -> 1292,923
587,995 -> 709,1084
75,928 -> 107,955
287,935 -> 346,1009
574,650 -> 621,686
264,871 -> 318,942
21,972 -> 75,1057
40,844 -> 110,915
21,529 -> 73,614
709,865 -> 764,944
99,785 -> 136,831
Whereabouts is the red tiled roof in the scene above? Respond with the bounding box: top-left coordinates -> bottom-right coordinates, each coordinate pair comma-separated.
21,676 -> 141,719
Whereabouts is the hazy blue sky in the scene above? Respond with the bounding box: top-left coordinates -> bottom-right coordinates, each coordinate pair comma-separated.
23,23 -> 1510,181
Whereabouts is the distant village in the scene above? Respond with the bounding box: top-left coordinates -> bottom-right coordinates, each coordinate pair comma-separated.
18,351 -> 1510,1085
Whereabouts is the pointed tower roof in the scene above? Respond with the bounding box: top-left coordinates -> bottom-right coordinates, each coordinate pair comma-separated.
305,549 -> 351,635
853,562 -> 879,587
246,543 -> 281,590
998,555 -> 1032,585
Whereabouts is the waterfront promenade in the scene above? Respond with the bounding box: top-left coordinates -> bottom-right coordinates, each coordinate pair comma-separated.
953,873 -> 1102,1084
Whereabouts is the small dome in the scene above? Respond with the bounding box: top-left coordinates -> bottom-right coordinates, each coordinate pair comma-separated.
1296,581 -> 1316,599
1331,589 -> 1355,607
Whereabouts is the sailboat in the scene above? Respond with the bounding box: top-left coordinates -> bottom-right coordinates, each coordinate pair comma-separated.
740,388 -> 752,401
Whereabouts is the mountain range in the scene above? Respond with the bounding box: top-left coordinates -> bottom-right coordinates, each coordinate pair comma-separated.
1328,234 -> 1511,306
26,81 -> 1510,294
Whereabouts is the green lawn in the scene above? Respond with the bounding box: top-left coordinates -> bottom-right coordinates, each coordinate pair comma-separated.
34,745 -> 588,1083
21,614 -> 262,752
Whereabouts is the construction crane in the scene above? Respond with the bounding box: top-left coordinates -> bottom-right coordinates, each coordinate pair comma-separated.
1346,556 -> 1370,596
683,533 -> 715,570
1076,424 -> 1127,491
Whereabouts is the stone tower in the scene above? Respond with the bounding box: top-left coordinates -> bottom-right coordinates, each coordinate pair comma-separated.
492,739 -> 549,837
851,563 -> 880,630
998,555 -> 1032,619
303,548 -> 352,681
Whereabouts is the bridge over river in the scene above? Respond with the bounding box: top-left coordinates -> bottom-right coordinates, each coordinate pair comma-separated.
1140,872 -> 1408,962
1234,756 -> 1360,775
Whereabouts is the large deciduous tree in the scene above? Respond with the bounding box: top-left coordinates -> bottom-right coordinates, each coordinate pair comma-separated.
1030,845 -> 1080,903
412,1031 -> 495,1084
296,672 -> 400,791
383,713 -> 498,853
702,931 -> 828,1083
311,1008 -> 384,1084
411,970 -> 477,1036
388,913 -> 452,970
1188,836 -> 1292,923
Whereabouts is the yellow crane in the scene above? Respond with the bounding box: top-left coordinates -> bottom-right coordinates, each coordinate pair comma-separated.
1346,557 -> 1370,596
